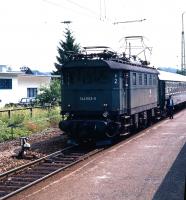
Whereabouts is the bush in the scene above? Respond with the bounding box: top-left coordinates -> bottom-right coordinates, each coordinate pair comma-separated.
8,113 -> 25,126
24,120 -> 49,133
0,106 -> 61,142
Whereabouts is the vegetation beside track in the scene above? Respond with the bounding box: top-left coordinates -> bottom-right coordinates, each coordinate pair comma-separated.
0,106 -> 61,142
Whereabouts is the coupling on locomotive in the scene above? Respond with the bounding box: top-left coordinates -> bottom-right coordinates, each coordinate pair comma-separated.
59,46 -> 186,144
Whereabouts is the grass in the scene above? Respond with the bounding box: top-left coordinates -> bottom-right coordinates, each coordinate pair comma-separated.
0,106 -> 61,142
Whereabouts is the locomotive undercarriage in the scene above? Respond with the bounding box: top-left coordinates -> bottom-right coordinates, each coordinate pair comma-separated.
59,107 -> 162,145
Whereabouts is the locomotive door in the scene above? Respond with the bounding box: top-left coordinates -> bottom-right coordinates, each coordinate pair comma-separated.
122,72 -> 129,113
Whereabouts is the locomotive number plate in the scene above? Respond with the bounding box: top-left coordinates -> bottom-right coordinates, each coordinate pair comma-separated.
80,97 -> 97,101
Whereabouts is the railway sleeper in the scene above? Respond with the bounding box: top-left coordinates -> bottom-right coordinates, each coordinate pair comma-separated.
0,191 -> 9,197
32,166 -> 60,171
49,160 -> 73,164
9,177 -> 39,182
13,174 -> 44,178
52,158 -> 77,163
0,185 -> 20,191
42,163 -> 66,167
54,156 -> 78,161
69,153 -> 86,157
60,155 -> 81,159
4,181 -> 28,187
26,170 -> 54,175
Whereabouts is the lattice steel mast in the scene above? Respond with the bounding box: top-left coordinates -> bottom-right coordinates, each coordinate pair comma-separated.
181,12 -> 186,75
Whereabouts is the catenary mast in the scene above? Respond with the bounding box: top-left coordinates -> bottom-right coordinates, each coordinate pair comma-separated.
181,12 -> 186,75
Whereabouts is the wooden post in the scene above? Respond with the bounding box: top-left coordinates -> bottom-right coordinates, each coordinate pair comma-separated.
30,108 -> 33,118
8,110 -> 11,119
11,127 -> 14,139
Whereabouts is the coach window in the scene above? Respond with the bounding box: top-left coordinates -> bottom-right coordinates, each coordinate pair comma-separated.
139,73 -> 142,85
132,73 -> 136,85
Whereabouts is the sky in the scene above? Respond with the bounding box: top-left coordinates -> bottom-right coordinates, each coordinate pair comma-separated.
0,0 -> 185,72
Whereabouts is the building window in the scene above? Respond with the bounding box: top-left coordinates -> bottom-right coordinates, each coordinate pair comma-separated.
27,88 -> 37,97
0,79 -> 12,89
132,73 -> 136,85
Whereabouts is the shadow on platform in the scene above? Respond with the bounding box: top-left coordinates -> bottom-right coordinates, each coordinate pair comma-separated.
152,142 -> 186,200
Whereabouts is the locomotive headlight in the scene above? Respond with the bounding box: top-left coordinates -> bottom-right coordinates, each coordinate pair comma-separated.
67,104 -> 71,108
103,104 -> 108,107
65,112 -> 70,117
103,111 -> 109,118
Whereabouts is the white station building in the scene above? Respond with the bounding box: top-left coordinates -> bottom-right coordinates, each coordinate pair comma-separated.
0,65 -> 57,107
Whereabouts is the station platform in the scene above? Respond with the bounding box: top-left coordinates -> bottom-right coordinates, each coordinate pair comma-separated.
11,109 -> 186,200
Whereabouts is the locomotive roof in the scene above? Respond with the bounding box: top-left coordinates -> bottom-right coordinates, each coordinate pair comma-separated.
105,60 -> 158,74
158,70 -> 186,82
62,59 -> 158,74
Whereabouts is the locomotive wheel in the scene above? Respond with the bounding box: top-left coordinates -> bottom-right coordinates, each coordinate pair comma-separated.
105,122 -> 119,138
105,131 -> 117,138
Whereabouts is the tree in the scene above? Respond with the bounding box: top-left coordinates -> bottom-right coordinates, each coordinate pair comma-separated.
53,28 -> 80,74
176,69 -> 186,75
37,79 -> 61,106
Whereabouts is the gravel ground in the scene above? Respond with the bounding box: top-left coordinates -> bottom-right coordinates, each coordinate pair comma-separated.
0,128 -> 67,174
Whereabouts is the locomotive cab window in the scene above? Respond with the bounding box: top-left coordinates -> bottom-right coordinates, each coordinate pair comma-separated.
63,68 -> 109,85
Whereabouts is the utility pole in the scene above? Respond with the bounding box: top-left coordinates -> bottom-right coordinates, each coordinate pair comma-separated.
181,12 -> 186,75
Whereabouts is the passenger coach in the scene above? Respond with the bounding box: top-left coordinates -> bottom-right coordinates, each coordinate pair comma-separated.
158,70 -> 186,110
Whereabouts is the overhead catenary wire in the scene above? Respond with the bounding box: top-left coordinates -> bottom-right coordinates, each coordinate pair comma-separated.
65,0 -> 99,17
42,0 -> 101,21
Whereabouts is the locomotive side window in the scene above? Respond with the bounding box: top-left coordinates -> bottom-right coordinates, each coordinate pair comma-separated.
153,75 -> 156,85
149,74 -> 152,85
139,73 -> 142,85
132,73 -> 136,85
144,74 -> 147,85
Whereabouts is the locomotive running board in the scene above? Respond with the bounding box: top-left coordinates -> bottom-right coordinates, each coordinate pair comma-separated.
96,139 -> 113,146
120,132 -> 130,136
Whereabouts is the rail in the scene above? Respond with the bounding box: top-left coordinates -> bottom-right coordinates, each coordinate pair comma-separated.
0,145 -> 104,200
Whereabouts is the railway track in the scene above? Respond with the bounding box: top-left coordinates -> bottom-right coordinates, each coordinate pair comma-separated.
0,145 -> 104,200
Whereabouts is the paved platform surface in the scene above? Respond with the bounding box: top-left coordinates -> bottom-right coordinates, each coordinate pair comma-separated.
10,109 -> 186,200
